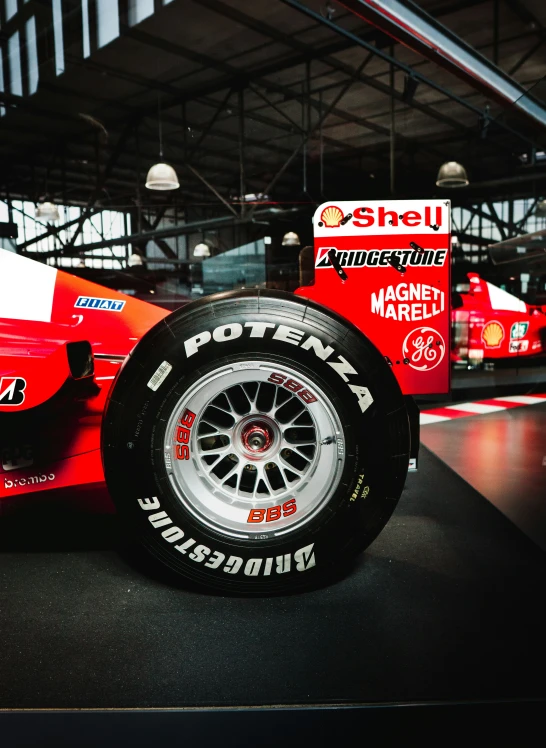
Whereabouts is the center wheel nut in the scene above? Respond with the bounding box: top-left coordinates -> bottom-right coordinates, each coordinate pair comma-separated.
241,422 -> 273,454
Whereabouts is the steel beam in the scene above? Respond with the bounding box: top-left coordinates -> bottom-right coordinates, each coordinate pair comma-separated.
127,9 -> 475,143
27,208 -> 278,260
186,88 -> 234,163
463,203 -> 527,237
185,164 -> 239,217
334,0 -> 546,137
16,208 -> 104,251
66,121 -> 136,248
138,212 -> 178,260
1,0 -> 512,193
509,39 -> 545,76
485,201 -> 507,240
280,0 -> 538,147
453,232 -> 492,247
516,198 -> 539,229
194,0 -> 493,137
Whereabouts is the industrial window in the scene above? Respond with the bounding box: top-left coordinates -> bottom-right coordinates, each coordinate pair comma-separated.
8,32 -> 23,97
82,0 -> 91,58
129,0 -> 154,26
52,0 -> 65,75
25,16 -> 39,94
451,199 -> 546,260
0,54 -> 5,116
96,0 -> 120,49
5,0 -> 18,21
1,199 -> 128,270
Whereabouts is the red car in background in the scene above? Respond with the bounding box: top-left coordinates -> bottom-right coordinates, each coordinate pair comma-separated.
452,272 -> 546,366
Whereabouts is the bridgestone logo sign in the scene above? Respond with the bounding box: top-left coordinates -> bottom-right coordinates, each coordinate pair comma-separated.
315,248 -> 447,268
371,283 -> 445,322
138,496 -> 317,577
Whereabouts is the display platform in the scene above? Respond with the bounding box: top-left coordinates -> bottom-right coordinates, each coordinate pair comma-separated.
421,401 -> 546,550
2,700 -> 546,747
1,447 -> 545,715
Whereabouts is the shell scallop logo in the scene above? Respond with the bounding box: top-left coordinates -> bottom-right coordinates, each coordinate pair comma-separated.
482,321 -> 505,348
320,205 -> 344,228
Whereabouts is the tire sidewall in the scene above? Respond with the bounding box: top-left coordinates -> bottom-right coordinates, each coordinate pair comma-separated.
103,292 -> 409,592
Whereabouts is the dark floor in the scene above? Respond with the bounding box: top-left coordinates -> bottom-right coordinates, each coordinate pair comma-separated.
421,402 -> 546,551
1,447 -> 545,710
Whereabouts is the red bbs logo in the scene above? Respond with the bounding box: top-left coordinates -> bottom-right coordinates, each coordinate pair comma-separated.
402,327 -> 445,372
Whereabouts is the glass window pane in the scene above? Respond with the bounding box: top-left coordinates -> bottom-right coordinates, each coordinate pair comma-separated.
0,53 -> 5,116
97,0 -> 120,48
6,0 -> 18,21
53,0 -> 65,75
25,16 -> 39,94
512,199 -> 525,224
129,0 -> 154,26
82,0 -> 91,58
8,32 -> 23,96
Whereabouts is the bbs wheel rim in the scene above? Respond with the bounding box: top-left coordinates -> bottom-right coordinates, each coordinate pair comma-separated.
163,361 -> 345,539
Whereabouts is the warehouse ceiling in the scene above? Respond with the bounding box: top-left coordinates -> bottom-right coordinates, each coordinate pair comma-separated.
1,0 -> 546,221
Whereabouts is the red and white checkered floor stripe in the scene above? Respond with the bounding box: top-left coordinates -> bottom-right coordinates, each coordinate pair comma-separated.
420,394 -> 546,424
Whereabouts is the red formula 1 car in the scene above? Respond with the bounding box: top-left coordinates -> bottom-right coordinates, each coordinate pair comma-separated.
0,200 -> 450,593
452,272 -> 546,366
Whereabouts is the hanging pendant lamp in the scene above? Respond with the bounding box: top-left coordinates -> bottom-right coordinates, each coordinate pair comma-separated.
193,242 -> 211,257
436,161 -> 469,187
146,93 -> 180,191
282,231 -> 300,246
36,201 -> 60,222
146,162 -> 179,191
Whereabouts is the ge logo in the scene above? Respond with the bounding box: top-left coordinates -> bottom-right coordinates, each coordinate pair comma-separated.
402,327 -> 445,372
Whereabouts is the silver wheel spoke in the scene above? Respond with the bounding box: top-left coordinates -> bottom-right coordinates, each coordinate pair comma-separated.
279,458 -> 306,477
198,430 -> 224,439
197,444 -> 232,460
219,461 -> 241,484
277,405 -> 306,426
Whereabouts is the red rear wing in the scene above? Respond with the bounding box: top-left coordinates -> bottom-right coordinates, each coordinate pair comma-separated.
296,199 -> 451,396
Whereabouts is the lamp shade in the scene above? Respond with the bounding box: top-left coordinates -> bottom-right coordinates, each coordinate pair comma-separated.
193,242 -> 211,258
128,252 -> 144,266
535,198 -> 546,217
145,162 -> 180,191
282,231 -> 300,246
436,161 -> 469,187
36,201 -> 60,222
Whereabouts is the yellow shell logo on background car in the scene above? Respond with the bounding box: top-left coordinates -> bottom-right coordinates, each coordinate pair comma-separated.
482,321 -> 505,348
320,205 -> 344,228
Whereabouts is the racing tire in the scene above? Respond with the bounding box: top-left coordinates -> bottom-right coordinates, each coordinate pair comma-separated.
102,289 -> 410,594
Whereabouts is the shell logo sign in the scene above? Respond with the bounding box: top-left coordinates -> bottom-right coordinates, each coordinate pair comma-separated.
482,321 -> 505,348
319,206 -> 344,228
